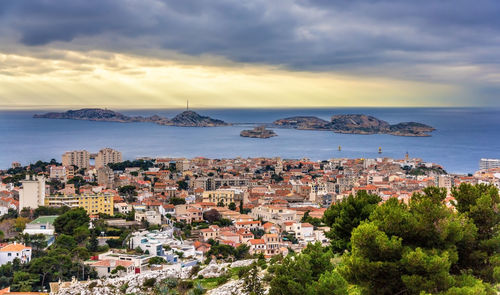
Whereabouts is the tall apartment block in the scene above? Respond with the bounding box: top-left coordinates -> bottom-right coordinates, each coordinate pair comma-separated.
95,148 -> 122,169
62,150 -> 90,169
479,158 -> 500,170
19,175 -> 46,211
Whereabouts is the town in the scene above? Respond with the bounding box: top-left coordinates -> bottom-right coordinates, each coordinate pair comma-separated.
0,149 -> 499,294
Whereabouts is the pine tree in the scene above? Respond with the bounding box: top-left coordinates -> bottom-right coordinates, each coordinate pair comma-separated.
243,263 -> 264,295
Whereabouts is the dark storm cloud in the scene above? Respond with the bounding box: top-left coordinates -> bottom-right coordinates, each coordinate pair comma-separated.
0,0 -> 499,74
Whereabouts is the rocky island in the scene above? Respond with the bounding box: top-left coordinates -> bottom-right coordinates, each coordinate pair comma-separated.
33,108 -> 230,127
274,114 -> 435,136
240,125 -> 277,138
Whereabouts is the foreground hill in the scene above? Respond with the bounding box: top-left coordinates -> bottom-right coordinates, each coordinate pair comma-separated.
34,108 -> 229,127
273,114 -> 435,136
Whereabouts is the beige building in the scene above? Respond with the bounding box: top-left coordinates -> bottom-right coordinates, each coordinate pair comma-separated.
95,148 -> 123,169
19,175 -> 46,211
62,150 -> 90,169
49,165 -> 66,181
97,166 -> 114,188
202,189 -> 241,207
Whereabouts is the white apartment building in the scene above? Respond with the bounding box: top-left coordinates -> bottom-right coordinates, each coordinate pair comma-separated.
480,158 -> 500,170
19,175 -> 45,211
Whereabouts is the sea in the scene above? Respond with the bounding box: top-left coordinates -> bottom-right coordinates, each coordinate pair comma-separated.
0,108 -> 499,174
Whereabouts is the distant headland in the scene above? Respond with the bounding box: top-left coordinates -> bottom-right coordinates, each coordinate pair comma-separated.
33,108 -> 230,127
34,108 -> 435,136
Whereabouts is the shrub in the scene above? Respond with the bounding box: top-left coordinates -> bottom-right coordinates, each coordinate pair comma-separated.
178,280 -> 194,291
143,278 -> 156,288
88,282 -> 97,289
189,264 -> 201,277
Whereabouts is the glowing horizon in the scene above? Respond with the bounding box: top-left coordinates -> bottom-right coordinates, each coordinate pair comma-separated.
0,1 -> 499,108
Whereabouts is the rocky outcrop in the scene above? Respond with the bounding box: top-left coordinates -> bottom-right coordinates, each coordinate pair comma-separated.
53,265 -> 192,295
273,116 -> 330,130
53,260 -> 256,295
389,122 -> 436,136
166,110 -> 230,127
34,108 -> 229,127
240,126 -> 277,138
273,114 -> 435,137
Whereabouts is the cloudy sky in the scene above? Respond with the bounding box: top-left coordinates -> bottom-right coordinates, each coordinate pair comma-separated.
0,0 -> 499,108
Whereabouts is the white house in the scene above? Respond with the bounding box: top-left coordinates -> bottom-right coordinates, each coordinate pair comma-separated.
90,259 -> 135,277
0,243 -> 32,265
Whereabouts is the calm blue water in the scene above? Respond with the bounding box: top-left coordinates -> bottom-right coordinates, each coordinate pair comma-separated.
0,108 -> 499,174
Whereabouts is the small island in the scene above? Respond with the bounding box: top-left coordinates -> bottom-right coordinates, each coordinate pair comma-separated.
274,114 -> 435,137
240,125 -> 277,138
34,108 -> 230,127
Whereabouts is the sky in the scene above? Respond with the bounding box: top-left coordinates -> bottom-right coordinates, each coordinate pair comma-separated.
0,0 -> 499,109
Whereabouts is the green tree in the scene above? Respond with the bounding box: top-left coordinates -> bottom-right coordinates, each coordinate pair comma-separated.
169,197 -> 186,205
243,263 -> 264,295
306,269 -> 348,295
11,271 -> 39,292
269,254 -> 313,295
452,183 -> 500,282
87,231 -> 98,252
54,234 -> 77,250
235,244 -> 250,260
29,256 -> 58,288
148,256 -> 166,266
14,217 -> 29,232
323,191 -> 381,252
54,208 -> 90,235
118,185 -> 138,202
177,180 -> 188,190
228,202 -> 237,211
340,187 -> 493,295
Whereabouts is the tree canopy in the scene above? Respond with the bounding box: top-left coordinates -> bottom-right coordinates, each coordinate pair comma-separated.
54,208 -> 90,236
340,186 -> 498,294
322,190 -> 381,252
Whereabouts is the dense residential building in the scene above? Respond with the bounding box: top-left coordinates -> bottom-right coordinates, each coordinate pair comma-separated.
19,175 -> 46,211
95,148 -> 123,169
202,189 -> 242,207
97,166 -> 114,188
45,192 -> 114,216
49,165 -> 67,181
62,150 -> 90,169
480,158 -> 500,170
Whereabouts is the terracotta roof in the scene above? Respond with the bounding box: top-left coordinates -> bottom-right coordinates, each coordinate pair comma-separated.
0,244 -> 31,252
249,239 -> 265,245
